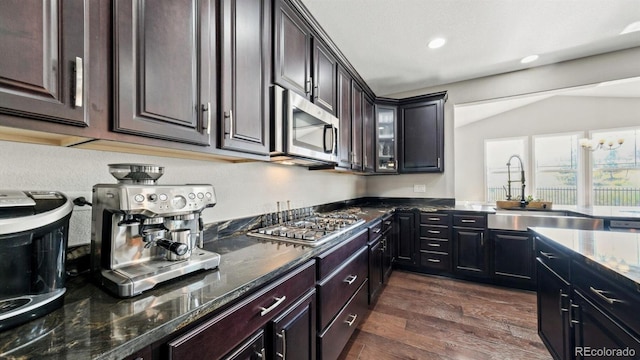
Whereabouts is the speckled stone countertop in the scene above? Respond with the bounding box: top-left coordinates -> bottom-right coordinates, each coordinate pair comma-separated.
0,207 -> 393,360
530,227 -> 640,292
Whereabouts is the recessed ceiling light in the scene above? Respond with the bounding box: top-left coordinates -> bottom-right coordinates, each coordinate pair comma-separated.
428,38 -> 446,49
521,55 -> 539,64
620,21 -> 640,34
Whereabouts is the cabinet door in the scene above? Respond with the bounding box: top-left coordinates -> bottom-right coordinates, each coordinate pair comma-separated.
0,0 -> 87,126
351,83 -> 363,171
492,231 -> 535,287
336,66 -> 352,168
312,40 -> 336,114
396,212 -> 416,265
572,290 -> 640,360
363,96 -> 376,173
537,259 -> 572,360
398,97 -> 444,173
274,0 -> 312,98
368,238 -> 383,304
223,331 -> 266,360
113,0 -> 213,145
453,228 -> 488,276
270,290 -> 316,360
375,104 -> 398,173
382,231 -> 393,283
220,0 -> 270,154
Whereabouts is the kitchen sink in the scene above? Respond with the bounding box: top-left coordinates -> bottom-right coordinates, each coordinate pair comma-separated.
488,210 -> 604,231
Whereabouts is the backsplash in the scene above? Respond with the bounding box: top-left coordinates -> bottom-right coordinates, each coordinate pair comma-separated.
0,140 -> 366,247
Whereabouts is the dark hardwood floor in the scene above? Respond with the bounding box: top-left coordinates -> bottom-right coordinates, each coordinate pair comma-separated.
339,271 -> 551,360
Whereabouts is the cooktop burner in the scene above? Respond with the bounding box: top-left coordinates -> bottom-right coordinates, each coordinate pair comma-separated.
247,212 -> 364,246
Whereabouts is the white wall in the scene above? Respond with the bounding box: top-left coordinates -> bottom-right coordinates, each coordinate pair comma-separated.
0,141 -> 366,246
366,47 -> 640,199
454,96 -> 640,201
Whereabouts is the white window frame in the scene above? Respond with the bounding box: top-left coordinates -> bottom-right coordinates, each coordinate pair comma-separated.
531,131 -> 585,206
484,136 -> 528,203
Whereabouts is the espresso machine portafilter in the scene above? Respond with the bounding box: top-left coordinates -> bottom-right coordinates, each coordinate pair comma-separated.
90,164 -> 221,297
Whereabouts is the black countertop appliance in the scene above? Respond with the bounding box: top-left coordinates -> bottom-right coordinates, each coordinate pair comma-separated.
0,190 -> 73,331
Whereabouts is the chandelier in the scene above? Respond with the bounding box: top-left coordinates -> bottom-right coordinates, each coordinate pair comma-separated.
579,137 -> 624,152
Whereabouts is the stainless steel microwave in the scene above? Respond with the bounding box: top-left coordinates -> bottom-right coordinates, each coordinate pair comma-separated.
271,85 -> 339,165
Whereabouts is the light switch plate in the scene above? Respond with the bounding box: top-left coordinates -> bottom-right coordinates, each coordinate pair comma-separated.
413,184 -> 426,193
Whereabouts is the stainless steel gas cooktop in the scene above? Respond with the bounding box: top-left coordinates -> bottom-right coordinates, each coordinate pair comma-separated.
247,212 -> 364,247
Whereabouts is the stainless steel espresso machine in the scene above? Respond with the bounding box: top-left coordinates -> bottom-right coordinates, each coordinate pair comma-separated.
90,164 -> 220,297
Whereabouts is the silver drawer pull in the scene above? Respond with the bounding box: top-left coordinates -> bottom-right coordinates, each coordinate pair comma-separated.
345,314 -> 358,327
427,243 -> 440,247
373,228 -> 381,233
589,287 -> 622,305
539,251 -> 557,260
276,329 -> 286,359
427,230 -> 441,234
427,217 -> 440,221
384,221 -> 392,226
344,275 -> 358,285
460,219 -> 476,223
259,296 -> 286,316
427,258 -> 441,263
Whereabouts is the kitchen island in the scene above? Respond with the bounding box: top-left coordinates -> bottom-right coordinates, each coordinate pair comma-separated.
531,227 -> 640,359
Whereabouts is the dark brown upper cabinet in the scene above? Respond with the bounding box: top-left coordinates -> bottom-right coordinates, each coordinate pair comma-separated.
0,0 -> 88,127
362,96 -> 376,173
274,0 -> 336,115
336,66 -> 352,169
398,92 -> 447,173
351,82 -> 364,171
219,0 -> 271,155
113,0 -> 214,146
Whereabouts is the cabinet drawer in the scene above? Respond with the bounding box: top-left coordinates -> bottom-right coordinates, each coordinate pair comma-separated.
166,261 -> 315,360
453,214 -> 486,228
420,213 -> 449,226
317,247 -> 368,330
572,260 -> 640,337
420,251 -> 451,271
420,238 -> 450,252
316,228 -> 368,280
534,236 -> 570,282
369,220 -> 383,238
318,280 -> 368,360
420,225 -> 449,239
381,215 -> 393,233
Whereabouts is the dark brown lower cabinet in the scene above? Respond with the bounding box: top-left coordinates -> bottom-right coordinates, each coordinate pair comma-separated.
318,281 -> 368,360
395,211 -> 417,266
269,289 -> 316,360
453,227 -> 488,277
537,259 -> 572,360
572,290 -> 640,360
491,230 -> 535,289
368,235 -> 383,305
165,261 -> 315,360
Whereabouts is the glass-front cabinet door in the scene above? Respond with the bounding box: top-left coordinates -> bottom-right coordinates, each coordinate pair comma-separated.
375,104 -> 397,172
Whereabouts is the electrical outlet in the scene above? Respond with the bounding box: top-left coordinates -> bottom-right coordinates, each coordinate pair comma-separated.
413,184 -> 426,193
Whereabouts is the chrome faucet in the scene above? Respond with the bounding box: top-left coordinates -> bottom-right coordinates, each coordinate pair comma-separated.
506,154 -> 528,208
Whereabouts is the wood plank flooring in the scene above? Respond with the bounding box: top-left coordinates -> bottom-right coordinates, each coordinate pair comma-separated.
338,271 -> 552,360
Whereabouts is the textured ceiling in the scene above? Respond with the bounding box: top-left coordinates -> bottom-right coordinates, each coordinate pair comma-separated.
300,0 -> 640,96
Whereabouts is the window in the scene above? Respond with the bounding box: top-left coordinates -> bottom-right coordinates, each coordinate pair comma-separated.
533,134 -> 580,205
485,127 -> 640,207
591,128 -> 640,206
485,138 -> 526,202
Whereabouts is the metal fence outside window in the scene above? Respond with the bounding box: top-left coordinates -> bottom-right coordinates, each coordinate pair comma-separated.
487,187 -> 640,206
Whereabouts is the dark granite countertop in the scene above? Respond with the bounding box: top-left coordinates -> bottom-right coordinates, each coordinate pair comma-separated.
2,198 -> 636,359
0,207 -> 393,360
530,227 -> 640,292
